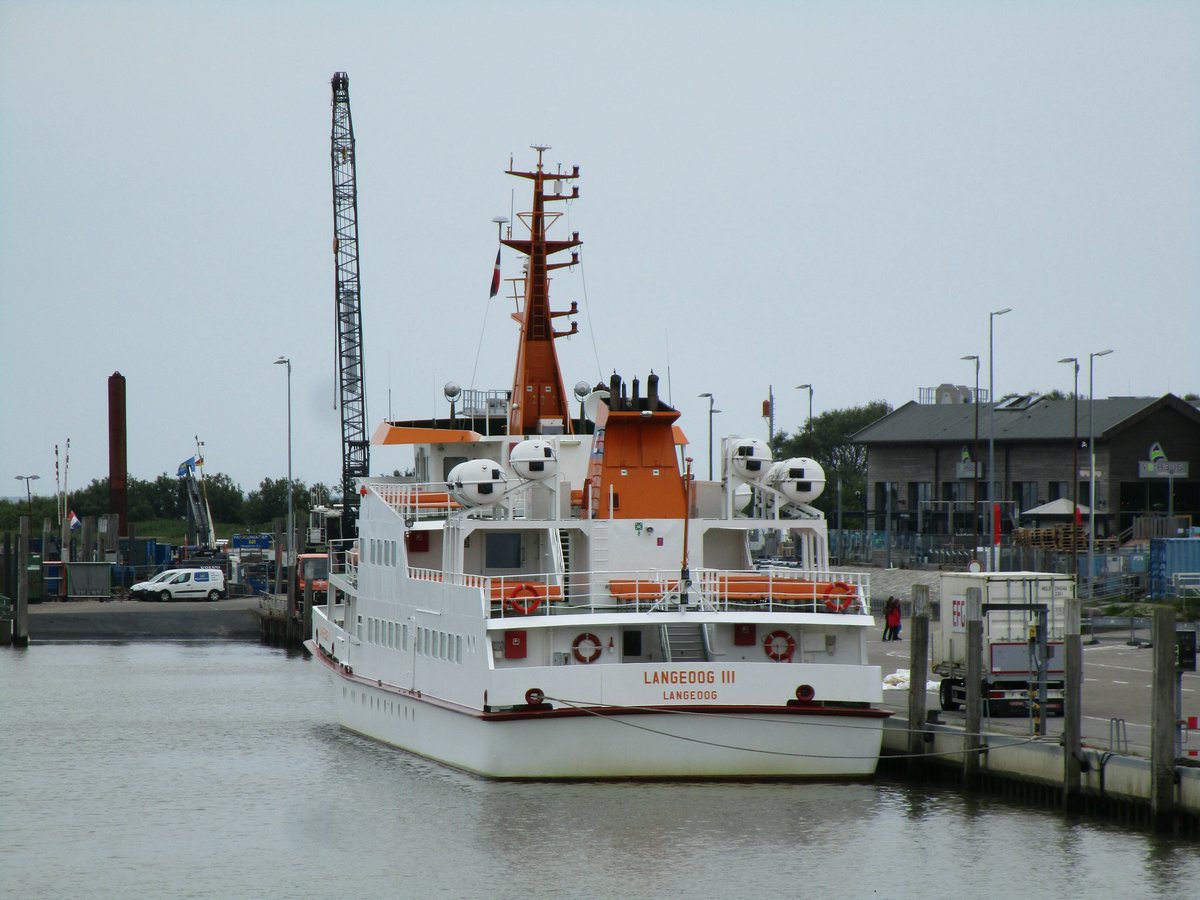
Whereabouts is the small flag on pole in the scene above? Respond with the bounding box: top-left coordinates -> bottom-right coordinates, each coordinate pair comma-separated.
68,511 -> 81,531
177,457 -> 196,477
489,247 -> 501,298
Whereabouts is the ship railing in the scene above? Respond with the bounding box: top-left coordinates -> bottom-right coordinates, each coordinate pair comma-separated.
452,566 -> 873,619
370,481 -> 462,522
328,538 -> 359,589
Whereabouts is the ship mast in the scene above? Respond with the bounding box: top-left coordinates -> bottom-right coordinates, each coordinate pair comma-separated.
502,146 -> 581,436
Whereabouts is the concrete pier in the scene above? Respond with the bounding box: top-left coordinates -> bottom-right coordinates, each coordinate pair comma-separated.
880,715 -> 1200,832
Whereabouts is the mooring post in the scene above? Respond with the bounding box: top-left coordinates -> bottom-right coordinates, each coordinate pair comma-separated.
302,580 -> 313,646
964,586 -> 983,789
272,518 -> 283,596
1150,605 -> 1177,832
907,584 -> 930,769
1064,593 -> 1083,812
15,516 -> 30,647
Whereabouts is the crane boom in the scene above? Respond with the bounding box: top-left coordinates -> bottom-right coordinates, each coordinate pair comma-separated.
330,71 -> 369,533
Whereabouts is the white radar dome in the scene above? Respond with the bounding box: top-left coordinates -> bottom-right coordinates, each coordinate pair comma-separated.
767,457 -> 826,505
728,438 -> 773,482
510,439 -> 558,481
446,459 -> 507,507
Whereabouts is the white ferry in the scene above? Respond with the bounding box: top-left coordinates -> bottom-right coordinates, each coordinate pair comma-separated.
306,150 -> 887,778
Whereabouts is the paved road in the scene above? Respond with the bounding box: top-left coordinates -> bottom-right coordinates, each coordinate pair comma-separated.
870,621 -> 1200,758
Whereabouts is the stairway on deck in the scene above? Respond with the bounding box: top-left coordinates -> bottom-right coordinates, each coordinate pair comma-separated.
662,623 -> 708,662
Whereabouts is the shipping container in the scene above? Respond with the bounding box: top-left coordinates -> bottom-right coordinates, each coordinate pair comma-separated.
1149,538 -> 1200,597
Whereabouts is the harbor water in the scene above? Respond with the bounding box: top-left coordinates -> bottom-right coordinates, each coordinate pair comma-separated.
2,643 -> 1198,898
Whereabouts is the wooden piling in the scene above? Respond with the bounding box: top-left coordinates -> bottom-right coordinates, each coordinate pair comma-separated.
907,583 -> 930,770
964,586 -> 983,789
15,517 -> 30,647
1151,606 -> 1176,832
302,580 -> 313,644
1064,594 -> 1083,812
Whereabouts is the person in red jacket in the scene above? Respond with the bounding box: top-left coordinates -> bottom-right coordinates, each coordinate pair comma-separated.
883,596 -> 902,642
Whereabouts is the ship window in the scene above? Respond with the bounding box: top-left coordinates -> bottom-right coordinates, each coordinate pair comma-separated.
440,631 -> 447,659
622,630 -> 642,656
485,533 -> 522,569
357,615 -> 363,640
456,635 -> 462,663
388,621 -> 394,647
403,624 -> 409,650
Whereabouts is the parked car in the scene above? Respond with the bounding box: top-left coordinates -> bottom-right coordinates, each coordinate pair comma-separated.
134,568 -> 226,602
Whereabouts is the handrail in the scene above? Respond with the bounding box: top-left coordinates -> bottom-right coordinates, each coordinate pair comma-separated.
394,565 -> 871,619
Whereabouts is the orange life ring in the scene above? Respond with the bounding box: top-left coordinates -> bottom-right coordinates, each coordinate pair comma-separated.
572,632 -> 602,664
823,596 -> 854,613
763,630 -> 795,662
505,582 -> 542,616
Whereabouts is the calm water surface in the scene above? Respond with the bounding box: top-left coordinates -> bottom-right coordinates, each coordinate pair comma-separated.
2,643 -> 1197,898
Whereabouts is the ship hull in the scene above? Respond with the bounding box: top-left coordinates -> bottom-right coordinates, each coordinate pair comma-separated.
310,644 -> 886,779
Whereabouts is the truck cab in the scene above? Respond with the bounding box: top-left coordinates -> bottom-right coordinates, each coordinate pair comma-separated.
297,553 -> 329,600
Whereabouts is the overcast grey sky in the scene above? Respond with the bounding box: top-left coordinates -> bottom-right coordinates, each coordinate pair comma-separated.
2,0 -> 1196,499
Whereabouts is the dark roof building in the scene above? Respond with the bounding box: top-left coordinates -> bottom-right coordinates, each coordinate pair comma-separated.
853,393 -> 1200,539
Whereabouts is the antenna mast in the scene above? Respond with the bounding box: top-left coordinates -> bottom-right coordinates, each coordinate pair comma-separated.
503,145 -> 581,436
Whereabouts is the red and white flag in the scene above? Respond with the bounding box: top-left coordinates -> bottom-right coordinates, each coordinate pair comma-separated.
489,247 -> 501,298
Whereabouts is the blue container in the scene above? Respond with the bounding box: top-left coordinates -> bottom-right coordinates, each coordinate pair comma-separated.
1149,538 -> 1200,597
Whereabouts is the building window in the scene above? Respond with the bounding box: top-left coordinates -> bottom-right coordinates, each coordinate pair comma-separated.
1048,481 -> 1068,502
1014,481 -> 1038,512
908,482 -> 932,509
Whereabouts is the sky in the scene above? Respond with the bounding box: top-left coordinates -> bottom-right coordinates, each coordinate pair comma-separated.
1,0 -> 1197,501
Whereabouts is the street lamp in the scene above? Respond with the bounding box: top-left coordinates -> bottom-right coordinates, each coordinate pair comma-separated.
987,306 -> 1012,570
14,474 -> 39,516
1058,356 -> 1080,583
274,356 -> 294,611
1087,348 -> 1113,598
961,356 -> 980,565
795,384 -> 813,437
698,392 -> 716,480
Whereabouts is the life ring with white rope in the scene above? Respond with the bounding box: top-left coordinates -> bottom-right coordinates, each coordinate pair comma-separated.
762,630 -> 796,662
572,632 -> 602,664
505,582 -> 542,616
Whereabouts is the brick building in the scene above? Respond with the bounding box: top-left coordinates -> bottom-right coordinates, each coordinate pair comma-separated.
853,393 -> 1200,540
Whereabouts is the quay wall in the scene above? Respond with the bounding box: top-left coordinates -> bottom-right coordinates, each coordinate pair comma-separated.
882,716 -> 1200,826
23,598 -> 260,642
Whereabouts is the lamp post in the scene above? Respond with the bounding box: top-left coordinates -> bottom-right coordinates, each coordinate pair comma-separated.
1087,348 -> 1113,599
1058,356 -> 1080,583
987,306 -> 1012,570
14,474 -> 39,516
795,384 -> 813,442
961,356 -> 980,565
698,392 -> 715,480
274,356 -> 294,611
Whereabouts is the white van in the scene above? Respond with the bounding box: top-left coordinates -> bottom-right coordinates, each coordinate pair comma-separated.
135,568 -> 226,602
129,569 -> 185,600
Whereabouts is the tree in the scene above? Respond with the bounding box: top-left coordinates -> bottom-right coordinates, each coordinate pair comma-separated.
772,400 -> 892,519
244,477 -> 309,526
200,472 -> 245,523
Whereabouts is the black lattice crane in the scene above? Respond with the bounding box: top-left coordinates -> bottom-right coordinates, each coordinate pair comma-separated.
330,72 -> 369,533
